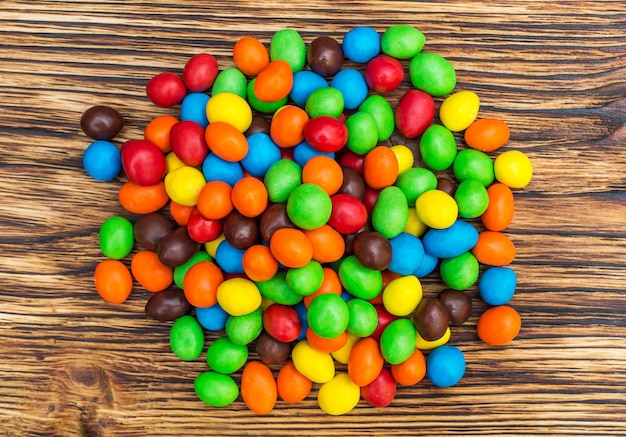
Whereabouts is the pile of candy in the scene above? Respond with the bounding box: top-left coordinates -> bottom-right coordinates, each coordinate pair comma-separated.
80,25 -> 532,415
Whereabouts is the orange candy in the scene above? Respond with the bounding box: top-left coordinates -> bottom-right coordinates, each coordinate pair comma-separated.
481,183 -> 515,231
130,250 -> 173,292
204,121 -> 248,162
94,259 -> 133,304
169,200 -> 194,226
254,60 -> 293,102
183,260 -> 224,308
303,224 -> 345,264
270,105 -> 309,147
233,36 -> 270,76
391,348 -> 426,386
477,305 -> 521,346
464,118 -> 510,152
303,267 -> 342,308
242,244 -> 279,282
363,146 -> 399,189
277,361 -> 313,404
119,181 -> 169,215
472,231 -> 516,266
302,155 -> 344,195
306,328 -> 349,353
348,337 -> 384,387
269,227 -> 313,268
231,176 -> 268,218
144,114 -> 179,153
241,361 -> 277,415
196,180 -> 233,220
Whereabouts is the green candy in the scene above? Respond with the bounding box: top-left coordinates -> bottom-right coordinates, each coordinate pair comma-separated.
381,25 -> 426,59
455,179 -> 490,219
338,255 -> 383,300
270,28 -> 307,73
256,270 -> 303,306
173,251 -> 212,289
346,299 -> 378,338
307,294 -> 349,339
211,67 -> 247,98
359,94 -> 394,141
194,371 -> 239,407
169,315 -> 204,361
380,318 -> 417,364
409,52 -> 456,96
286,260 -> 324,296
371,186 -> 409,238
225,308 -> 263,345
206,335 -> 249,374
305,87 -> 344,118
99,215 -> 134,260
264,159 -> 302,203
286,183 -> 332,230
247,78 -> 288,113
345,111 -> 379,155
419,124 -> 457,171
453,149 -> 495,186
440,252 -> 480,290
394,168 -> 437,205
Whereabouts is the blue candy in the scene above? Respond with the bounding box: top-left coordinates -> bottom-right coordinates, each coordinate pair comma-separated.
479,266 -> 517,305
423,220 -> 479,259
412,252 -> 439,278
215,240 -> 245,274
294,301 -> 309,340
293,140 -> 334,167
342,26 -> 381,63
83,140 -> 121,181
180,92 -> 210,128
426,345 -> 466,387
289,70 -> 328,107
242,132 -> 281,177
196,304 -> 229,331
388,232 -> 425,275
202,153 -> 244,186
331,69 -> 368,110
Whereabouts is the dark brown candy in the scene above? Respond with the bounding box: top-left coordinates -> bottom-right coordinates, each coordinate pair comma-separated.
259,203 -> 295,242
255,331 -> 293,365
80,105 -> 124,140
437,289 -> 472,326
337,166 -> 365,200
353,231 -> 392,270
437,177 -> 457,197
134,213 -> 175,251
223,210 -> 260,249
144,288 -> 192,322
245,116 -> 270,136
157,226 -> 200,268
413,297 -> 450,341
306,36 -> 344,77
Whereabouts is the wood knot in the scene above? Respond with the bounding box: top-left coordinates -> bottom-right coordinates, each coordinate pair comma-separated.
71,364 -> 103,387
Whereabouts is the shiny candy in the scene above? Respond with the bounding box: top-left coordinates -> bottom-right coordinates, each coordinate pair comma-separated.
83,140 -> 121,181
318,373 -> 360,416
439,90 -> 480,132
292,340 -> 335,383
426,345 -> 466,387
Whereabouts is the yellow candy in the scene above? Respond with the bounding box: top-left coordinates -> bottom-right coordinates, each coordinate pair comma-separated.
204,234 -> 226,258
164,165 -> 206,207
330,332 -> 360,364
416,326 -> 451,350
390,144 -> 414,174
494,150 -> 533,188
206,92 -> 252,132
404,207 -> 428,237
292,340 -> 335,383
382,275 -> 423,317
165,151 -> 186,173
216,278 -> 262,316
260,296 -> 275,311
415,189 -> 458,229
439,90 -> 480,132
317,373 -> 360,416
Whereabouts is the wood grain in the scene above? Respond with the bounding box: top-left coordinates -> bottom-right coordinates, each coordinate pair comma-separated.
1,0 -> 625,435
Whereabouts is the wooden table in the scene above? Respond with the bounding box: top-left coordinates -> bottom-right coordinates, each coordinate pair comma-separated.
1,1 -> 625,435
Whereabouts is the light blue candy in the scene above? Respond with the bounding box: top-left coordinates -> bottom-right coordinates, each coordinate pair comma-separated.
388,232 -> 425,275
293,140 -> 334,167
241,133 -> 281,177
412,252 -> 439,278
196,304 -> 229,331
289,70 -> 328,107
426,345 -> 466,387
331,69 -> 368,110
215,240 -> 245,274
479,266 -> 517,305
423,220 -> 479,259
343,26 -> 381,63
202,153 -> 244,187
181,93 -> 210,128
83,140 -> 121,181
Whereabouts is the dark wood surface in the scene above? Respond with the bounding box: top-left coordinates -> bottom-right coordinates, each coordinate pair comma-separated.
1,1 -> 625,435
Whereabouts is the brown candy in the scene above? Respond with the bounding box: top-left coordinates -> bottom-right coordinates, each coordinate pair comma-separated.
413,297 -> 450,341
134,213 -> 174,251
255,331 -> 293,365
157,226 -> 200,268
245,116 -> 270,136
337,166 -> 365,200
438,289 -> 472,326
437,177 -> 457,197
259,203 -> 295,242
144,288 -> 192,322
80,105 -> 124,140
306,36 -> 344,77
223,210 -> 260,249
353,231 -> 392,270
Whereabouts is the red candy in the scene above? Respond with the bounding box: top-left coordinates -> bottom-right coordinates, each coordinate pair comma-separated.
169,120 -> 209,166
394,89 -> 435,138
303,116 -> 348,153
328,194 -> 368,234
364,55 -> 404,93
120,139 -> 167,186
146,72 -> 187,107
183,53 -> 219,92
